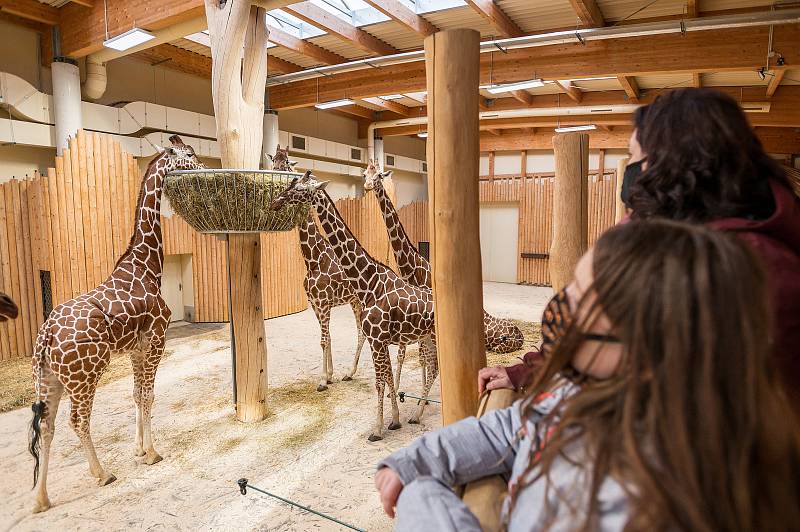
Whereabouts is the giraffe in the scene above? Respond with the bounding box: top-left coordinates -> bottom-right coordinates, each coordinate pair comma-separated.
363,162 -> 524,359
0,292 -> 18,321
27,135 -> 204,513
268,145 -> 366,391
271,172 -> 438,441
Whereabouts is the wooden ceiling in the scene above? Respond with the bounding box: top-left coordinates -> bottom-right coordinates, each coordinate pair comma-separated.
2,0 -> 798,152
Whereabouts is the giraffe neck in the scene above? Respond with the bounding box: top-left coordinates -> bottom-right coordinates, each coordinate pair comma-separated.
298,214 -> 324,269
313,190 -> 381,292
117,157 -> 167,278
374,179 -> 432,288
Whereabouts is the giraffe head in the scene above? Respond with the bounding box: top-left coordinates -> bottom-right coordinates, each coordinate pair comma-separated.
0,292 -> 18,322
363,160 -> 392,192
155,135 -> 205,172
266,144 -> 298,172
270,170 -> 328,210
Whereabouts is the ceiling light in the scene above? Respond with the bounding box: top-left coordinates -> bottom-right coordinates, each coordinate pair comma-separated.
315,98 -> 355,109
380,94 -> 404,100
486,79 -> 545,94
554,124 -> 597,133
417,132 -> 428,138
103,28 -> 156,51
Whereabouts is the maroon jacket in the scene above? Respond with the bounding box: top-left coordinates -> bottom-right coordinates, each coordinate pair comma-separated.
508,179 -> 800,406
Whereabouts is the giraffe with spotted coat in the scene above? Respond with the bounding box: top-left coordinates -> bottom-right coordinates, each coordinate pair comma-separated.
269,145 -> 366,391
271,172 -> 438,441
27,135 -> 204,513
363,161 -> 524,360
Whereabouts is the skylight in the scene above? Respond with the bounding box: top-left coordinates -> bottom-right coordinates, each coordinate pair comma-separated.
310,0 -> 389,27
414,0 -> 467,14
267,9 -> 327,39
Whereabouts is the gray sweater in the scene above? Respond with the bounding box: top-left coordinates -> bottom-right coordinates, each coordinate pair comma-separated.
379,382 -> 629,531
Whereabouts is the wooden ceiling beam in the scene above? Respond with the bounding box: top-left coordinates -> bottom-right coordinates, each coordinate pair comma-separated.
555,80 -> 583,103
766,69 -> 786,98
463,0 -> 524,38
267,24 -> 346,65
687,0 -> 699,18
362,0 -> 437,37
270,25 -> 800,108
69,0 -> 94,7
487,129 -> 502,136
568,0 -> 605,27
692,73 -> 702,87
284,2 -> 398,56
480,129 -> 632,151
335,104 -> 378,120
510,90 -> 532,105
617,76 -> 640,102
361,98 -> 414,117
0,0 -> 58,26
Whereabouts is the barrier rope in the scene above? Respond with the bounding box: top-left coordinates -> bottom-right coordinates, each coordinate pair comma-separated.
398,391 -> 441,404
237,479 -> 366,532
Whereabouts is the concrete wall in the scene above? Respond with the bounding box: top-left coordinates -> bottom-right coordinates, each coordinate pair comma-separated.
0,145 -> 56,182
0,20 -> 42,89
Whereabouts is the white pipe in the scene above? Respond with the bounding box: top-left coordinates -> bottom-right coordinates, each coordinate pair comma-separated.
268,8 -> 800,86
52,61 -> 82,154
82,57 -> 107,101
261,110 -> 279,168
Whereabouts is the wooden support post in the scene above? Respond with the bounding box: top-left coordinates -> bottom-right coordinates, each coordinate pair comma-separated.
488,151 -> 495,180
520,150 -> 527,177
550,133 -> 589,291
615,157 -> 629,223
425,28 -> 485,425
205,0 -> 269,422
597,149 -> 605,177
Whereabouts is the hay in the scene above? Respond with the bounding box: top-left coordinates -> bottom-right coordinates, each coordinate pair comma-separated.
164,170 -> 310,233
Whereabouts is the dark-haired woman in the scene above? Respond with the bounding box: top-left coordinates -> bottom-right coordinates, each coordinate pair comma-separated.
482,88 -> 800,409
377,220 -> 800,531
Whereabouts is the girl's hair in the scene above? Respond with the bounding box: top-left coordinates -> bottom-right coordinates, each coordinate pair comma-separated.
629,88 -> 787,222
631,104 -> 649,140
516,219 -> 800,531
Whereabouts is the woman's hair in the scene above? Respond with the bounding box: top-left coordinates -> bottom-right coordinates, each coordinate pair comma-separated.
631,104 -> 649,140
516,219 -> 800,531
628,88 -> 787,222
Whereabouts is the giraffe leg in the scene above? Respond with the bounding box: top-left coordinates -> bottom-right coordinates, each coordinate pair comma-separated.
386,362 -> 402,431
314,305 -> 332,392
32,370 -> 63,514
410,339 -> 438,424
131,352 -> 146,457
368,344 -> 392,442
68,390 -> 116,486
390,343 -> 406,397
139,340 -> 166,465
342,300 -> 365,381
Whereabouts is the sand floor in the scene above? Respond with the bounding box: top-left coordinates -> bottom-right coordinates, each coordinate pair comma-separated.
0,282 -> 550,532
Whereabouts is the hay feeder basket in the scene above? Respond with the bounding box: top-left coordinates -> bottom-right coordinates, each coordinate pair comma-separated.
164,169 -> 309,234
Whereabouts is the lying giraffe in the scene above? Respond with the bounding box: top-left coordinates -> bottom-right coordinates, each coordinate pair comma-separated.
363,162 -> 524,361
28,136 -> 204,513
269,145 -> 365,391
272,172 -> 437,440
0,292 -> 18,321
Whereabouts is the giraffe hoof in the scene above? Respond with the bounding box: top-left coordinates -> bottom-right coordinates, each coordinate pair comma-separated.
316,384 -> 328,392
98,474 -> 117,486
144,452 -> 163,465
327,379 -> 333,384
341,375 -> 353,382
367,433 -> 383,442
32,498 -> 51,514
134,448 -> 146,458
388,421 -> 402,431
408,418 -> 420,425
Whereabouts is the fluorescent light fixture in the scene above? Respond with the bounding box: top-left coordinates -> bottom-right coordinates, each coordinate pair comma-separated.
417,132 -> 428,138
554,124 -> 597,133
740,101 -> 771,113
380,94 -> 404,100
315,98 -> 355,109
486,79 -> 545,94
103,28 -> 156,51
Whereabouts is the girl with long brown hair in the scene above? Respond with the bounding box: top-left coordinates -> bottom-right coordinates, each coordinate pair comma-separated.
375,220 -> 800,531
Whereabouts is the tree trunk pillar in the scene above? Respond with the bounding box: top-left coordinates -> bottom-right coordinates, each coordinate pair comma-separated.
549,133 -> 589,291
615,157 -> 629,223
424,28 -> 485,425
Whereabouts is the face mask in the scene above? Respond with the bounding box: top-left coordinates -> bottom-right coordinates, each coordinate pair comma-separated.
539,288 -> 620,359
620,159 -> 644,206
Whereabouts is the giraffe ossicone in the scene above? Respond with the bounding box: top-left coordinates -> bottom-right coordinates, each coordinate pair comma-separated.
27,135 -> 204,514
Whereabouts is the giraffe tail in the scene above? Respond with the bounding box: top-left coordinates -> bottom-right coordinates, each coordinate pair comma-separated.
29,330 -> 48,488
